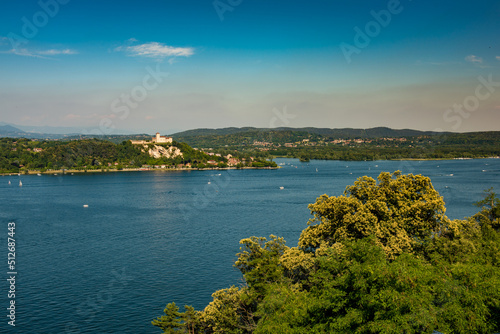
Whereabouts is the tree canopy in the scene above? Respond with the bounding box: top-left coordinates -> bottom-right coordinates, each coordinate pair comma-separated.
153,171 -> 500,333
299,171 -> 449,259
0,137 -> 276,173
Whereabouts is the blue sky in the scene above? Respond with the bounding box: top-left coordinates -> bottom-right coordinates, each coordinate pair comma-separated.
1,0 -> 499,134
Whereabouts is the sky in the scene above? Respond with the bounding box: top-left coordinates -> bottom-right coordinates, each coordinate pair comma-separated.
1,0 -> 499,135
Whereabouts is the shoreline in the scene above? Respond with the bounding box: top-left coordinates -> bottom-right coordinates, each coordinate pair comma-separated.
1,166 -> 279,176
272,156 -> 500,162
2,156 -> 499,176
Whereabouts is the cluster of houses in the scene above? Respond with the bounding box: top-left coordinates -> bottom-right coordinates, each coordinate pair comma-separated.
12,147 -> 43,152
139,152 -> 250,170
250,137 -> 410,149
203,152 -> 246,166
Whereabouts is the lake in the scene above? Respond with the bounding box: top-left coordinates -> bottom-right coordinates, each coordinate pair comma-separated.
1,158 -> 499,333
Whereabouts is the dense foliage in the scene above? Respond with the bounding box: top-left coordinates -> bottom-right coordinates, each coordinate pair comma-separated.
174,130 -> 500,161
172,126 -> 441,139
0,138 -> 276,173
153,172 -> 500,333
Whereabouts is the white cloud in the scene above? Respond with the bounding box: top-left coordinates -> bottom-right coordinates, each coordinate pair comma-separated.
35,49 -> 78,55
465,55 -> 483,64
116,42 -> 194,59
2,48 -> 78,58
496,56 -> 500,61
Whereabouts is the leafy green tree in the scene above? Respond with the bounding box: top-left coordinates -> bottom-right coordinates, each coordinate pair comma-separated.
152,302 -> 184,333
254,283 -> 310,334
152,303 -> 201,334
299,171 -> 449,259
199,286 -> 253,334
474,187 -> 500,230
235,235 -> 289,297
183,305 -> 200,334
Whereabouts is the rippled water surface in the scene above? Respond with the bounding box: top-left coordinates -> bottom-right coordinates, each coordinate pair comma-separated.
1,158 -> 499,333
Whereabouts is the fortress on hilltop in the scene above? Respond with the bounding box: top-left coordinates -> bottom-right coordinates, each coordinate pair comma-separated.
152,132 -> 172,143
131,132 -> 173,145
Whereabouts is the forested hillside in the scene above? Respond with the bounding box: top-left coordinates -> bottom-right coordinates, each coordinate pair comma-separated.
0,138 -> 275,173
152,172 -> 500,333
172,126 -> 445,139
173,129 -> 500,161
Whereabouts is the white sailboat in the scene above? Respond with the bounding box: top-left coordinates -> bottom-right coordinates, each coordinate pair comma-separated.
19,180 -> 22,187
8,180 -> 11,185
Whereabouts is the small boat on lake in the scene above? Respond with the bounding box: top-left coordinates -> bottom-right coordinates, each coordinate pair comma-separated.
19,180 -> 22,187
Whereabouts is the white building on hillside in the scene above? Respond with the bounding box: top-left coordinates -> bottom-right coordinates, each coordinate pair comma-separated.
153,132 -> 172,143
130,132 -> 173,145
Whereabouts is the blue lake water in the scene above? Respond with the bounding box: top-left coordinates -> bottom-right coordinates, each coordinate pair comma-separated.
1,158 -> 499,333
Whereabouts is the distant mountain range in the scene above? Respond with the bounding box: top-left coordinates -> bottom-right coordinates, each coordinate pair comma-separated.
169,127 -> 455,149
0,124 -> 29,137
0,123 -> 491,143
0,124 -> 72,139
170,126 -> 449,139
0,123 -> 139,139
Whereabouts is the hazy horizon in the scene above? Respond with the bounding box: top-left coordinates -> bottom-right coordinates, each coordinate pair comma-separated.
3,121 -> 498,137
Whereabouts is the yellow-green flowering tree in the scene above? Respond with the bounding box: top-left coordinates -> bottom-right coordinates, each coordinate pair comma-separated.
299,171 -> 449,258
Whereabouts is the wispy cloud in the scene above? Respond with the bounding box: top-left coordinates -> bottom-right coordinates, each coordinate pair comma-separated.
1,47 -> 78,58
35,49 -> 78,56
415,60 -> 461,66
465,55 -> 483,64
116,41 -> 194,59
496,56 -> 500,61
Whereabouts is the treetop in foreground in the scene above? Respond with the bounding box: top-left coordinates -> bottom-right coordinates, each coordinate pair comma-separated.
300,171 -> 449,259
153,171 -> 500,334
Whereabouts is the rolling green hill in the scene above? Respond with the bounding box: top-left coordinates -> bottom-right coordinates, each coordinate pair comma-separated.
0,138 -> 276,174
172,126 -> 447,139
171,128 -> 500,161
